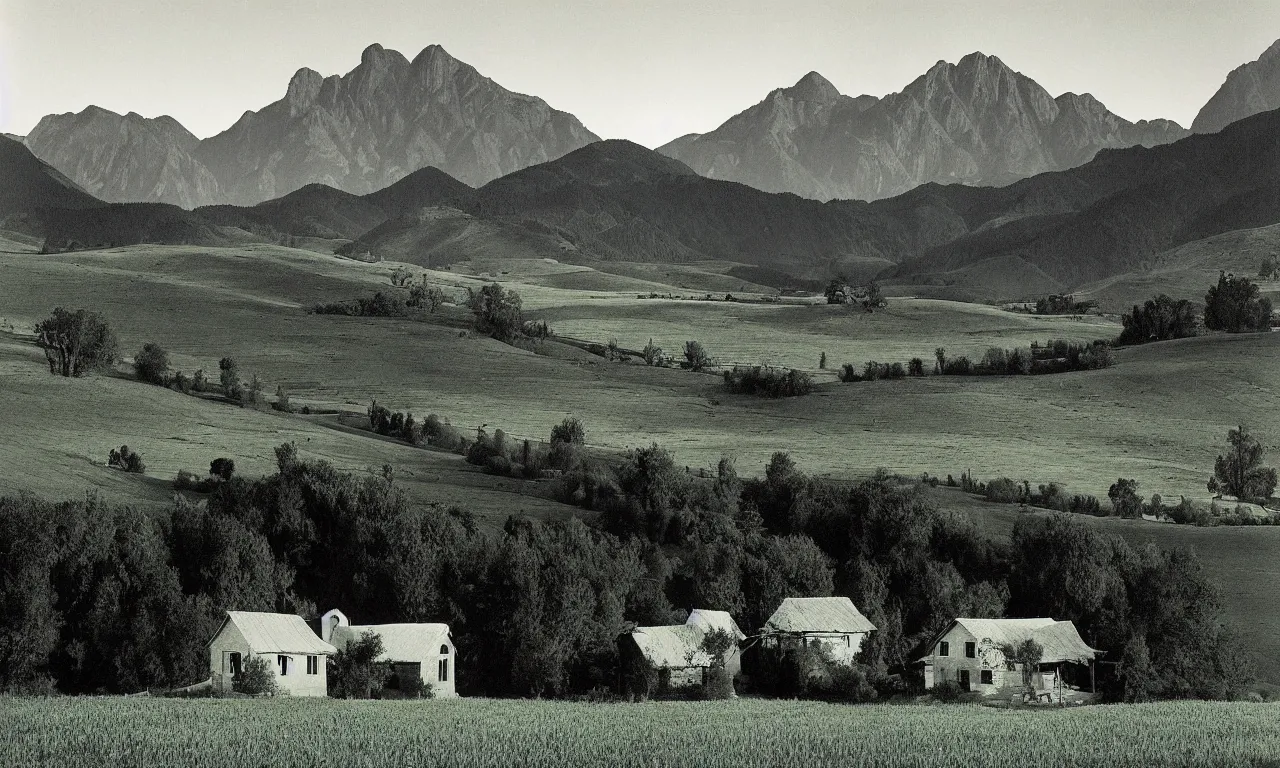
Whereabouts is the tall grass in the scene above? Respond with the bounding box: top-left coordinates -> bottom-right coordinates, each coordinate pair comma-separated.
3,697 -> 1278,768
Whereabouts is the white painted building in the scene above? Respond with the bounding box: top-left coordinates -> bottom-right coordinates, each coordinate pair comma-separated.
207,611 -> 336,696
321,609 -> 457,698
919,617 -> 1101,697
759,597 -> 876,663
624,609 -> 748,691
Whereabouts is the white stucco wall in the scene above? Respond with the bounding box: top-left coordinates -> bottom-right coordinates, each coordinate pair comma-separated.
207,621 -> 329,697
922,625 -> 1030,696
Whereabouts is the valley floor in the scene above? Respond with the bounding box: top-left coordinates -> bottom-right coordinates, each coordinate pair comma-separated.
2,697 -> 1277,768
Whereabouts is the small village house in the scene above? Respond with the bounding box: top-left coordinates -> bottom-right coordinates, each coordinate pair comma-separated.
918,617 -> 1101,699
759,597 -> 876,663
321,609 -> 458,698
207,611 -> 336,696
620,609 -> 747,693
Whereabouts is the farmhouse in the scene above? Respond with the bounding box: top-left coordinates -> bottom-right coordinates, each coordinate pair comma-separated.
321,609 -> 458,698
759,597 -> 876,663
208,611 -> 336,696
621,609 -> 747,692
919,617 -> 1101,699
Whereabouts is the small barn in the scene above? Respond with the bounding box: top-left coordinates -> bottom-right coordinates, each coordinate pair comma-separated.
621,610 -> 747,693
759,597 -> 876,663
918,617 -> 1101,699
321,609 -> 458,698
207,611 -> 336,696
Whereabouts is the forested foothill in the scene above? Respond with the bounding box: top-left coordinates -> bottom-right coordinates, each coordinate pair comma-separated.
0,425 -> 1257,705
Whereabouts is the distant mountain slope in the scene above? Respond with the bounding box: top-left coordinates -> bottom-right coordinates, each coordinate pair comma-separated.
363,165 -> 473,218
198,184 -> 388,241
659,54 -> 1188,202
39,203 -> 234,252
0,135 -> 102,223
1193,39 -> 1280,134
196,43 -> 599,205
882,107 -> 1280,296
25,106 -> 222,208
338,206 -> 582,266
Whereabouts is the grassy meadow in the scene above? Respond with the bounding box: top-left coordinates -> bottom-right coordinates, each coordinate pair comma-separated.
3,697 -> 1278,768
1,243 -> 1277,677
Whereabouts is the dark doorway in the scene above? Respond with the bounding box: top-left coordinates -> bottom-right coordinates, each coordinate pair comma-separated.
959,669 -> 971,691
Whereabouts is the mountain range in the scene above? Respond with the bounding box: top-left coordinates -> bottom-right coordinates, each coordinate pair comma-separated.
657,54 -> 1188,201
22,44 -> 597,209
1192,39 -> 1280,134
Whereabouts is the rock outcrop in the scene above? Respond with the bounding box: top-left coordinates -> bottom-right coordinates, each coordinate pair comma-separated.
1192,39 -> 1280,134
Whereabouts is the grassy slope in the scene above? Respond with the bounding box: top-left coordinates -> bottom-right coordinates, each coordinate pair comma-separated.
930,487 -> 1280,686
4,697 -> 1279,768
1077,223 -> 1280,312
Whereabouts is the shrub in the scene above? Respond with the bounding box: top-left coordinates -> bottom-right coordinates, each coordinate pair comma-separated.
233,655 -> 278,696
173,470 -> 218,493
683,341 -> 710,372
468,283 -> 524,341
133,343 -> 170,385
313,291 -> 410,317
35,308 -> 119,377
1118,294 -> 1198,345
701,666 -> 735,700
838,364 -> 861,383
330,630 -> 388,699
642,339 -> 663,366
107,445 -> 145,474
723,365 -> 814,397
908,358 -> 925,377
931,680 -> 963,702
218,358 -> 242,401
273,385 -> 293,413
551,418 -> 586,446
819,352 -> 827,370
210,459 -> 235,482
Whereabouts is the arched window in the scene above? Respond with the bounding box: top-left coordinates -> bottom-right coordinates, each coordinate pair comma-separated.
440,644 -> 449,655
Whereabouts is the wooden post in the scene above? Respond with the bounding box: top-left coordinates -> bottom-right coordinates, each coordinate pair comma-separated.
1090,658 -> 1096,694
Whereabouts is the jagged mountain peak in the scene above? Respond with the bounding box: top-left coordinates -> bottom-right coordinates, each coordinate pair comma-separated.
1193,38 -> 1280,134
785,71 -> 842,103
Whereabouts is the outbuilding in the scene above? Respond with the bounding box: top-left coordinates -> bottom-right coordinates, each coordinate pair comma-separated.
919,617 -> 1101,699
207,610 -> 336,696
759,597 -> 876,663
321,609 -> 458,698
621,609 -> 747,693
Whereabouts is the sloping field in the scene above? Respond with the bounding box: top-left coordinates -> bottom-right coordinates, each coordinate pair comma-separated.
4,697 -> 1279,768
0,245 -> 1273,508
1077,224 -> 1280,312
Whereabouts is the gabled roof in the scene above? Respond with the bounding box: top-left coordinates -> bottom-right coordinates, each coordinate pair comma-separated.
629,625 -> 713,668
210,611 -> 336,656
686,609 -> 746,641
330,623 -> 451,663
927,617 -> 1101,664
762,597 -> 876,635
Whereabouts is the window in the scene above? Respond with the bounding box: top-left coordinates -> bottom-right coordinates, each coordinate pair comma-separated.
306,656 -> 318,675
980,670 -> 993,685
438,658 -> 449,683
278,655 -> 289,676
965,642 -> 976,658
440,644 -> 450,656
939,641 -> 950,657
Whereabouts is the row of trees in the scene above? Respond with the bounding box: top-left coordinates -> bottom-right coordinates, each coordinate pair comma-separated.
0,437 -> 1253,701
838,341 -> 1113,383
1118,273 -> 1274,345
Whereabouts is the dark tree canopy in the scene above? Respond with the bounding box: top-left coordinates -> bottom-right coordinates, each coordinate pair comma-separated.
469,283 -> 524,340
133,343 -> 170,385
683,340 -> 710,372
34,308 -> 118,377
1211,425 -> 1277,502
1117,294 -> 1198,345
1203,273 -> 1273,333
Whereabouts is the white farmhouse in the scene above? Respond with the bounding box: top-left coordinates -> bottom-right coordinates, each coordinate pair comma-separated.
919,617 -> 1101,698
759,597 -> 876,663
207,611 -> 336,696
321,609 -> 458,698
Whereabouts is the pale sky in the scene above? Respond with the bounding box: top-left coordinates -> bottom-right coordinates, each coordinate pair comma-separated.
2,0 -> 1278,147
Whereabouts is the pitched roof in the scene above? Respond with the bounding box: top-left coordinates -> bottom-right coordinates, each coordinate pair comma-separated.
932,618 -> 1101,664
762,597 -> 876,635
630,625 -> 713,668
212,611 -> 337,655
686,609 -> 746,641
330,623 -> 451,663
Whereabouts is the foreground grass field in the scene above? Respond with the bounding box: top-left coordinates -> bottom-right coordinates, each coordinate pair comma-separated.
3,697 -> 1278,768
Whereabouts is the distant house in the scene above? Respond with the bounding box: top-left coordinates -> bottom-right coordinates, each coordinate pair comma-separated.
321,609 -> 457,698
620,609 -> 747,693
919,617 -> 1101,698
759,597 -> 876,663
207,611 -> 336,696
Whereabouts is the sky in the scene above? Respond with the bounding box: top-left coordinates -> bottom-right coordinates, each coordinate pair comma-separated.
2,0 -> 1278,148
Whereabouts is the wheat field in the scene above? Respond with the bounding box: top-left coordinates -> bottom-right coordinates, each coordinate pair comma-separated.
2,697 -> 1277,768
